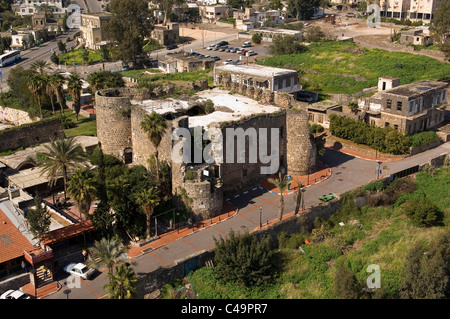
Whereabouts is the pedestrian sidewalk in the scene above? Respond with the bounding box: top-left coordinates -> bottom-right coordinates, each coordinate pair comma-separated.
125,163 -> 331,259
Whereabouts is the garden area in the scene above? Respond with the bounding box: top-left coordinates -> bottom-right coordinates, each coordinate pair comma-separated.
258,41 -> 450,94
58,48 -> 105,65
165,165 -> 450,299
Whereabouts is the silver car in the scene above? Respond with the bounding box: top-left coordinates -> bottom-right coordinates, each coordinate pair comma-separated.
64,262 -> 95,280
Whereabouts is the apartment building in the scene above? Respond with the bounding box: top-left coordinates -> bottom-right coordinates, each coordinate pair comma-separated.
12,0 -> 66,18
367,78 -> 448,135
199,5 -> 231,23
79,13 -> 112,50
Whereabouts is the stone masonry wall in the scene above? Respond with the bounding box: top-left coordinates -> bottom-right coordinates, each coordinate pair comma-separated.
0,106 -> 34,125
0,118 -> 65,153
286,108 -> 316,176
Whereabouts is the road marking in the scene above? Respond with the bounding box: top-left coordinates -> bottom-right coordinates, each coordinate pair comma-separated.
150,252 -> 168,266
182,238 -> 201,251
80,279 -> 102,299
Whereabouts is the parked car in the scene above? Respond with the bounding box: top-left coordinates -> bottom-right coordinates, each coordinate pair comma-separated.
217,41 -> 228,46
346,12 -> 356,18
242,42 -> 251,48
240,49 -> 248,55
246,50 -> 257,56
207,45 -> 216,50
0,290 -> 31,299
235,48 -> 243,54
211,56 -> 221,61
219,46 -> 228,52
64,263 -> 95,280
121,64 -> 129,71
225,47 -> 232,52
229,47 -> 237,53
165,44 -> 178,50
213,46 -> 220,51
224,59 -> 234,65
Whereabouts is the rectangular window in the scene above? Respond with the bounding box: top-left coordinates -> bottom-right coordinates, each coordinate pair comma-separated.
243,169 -> 247,177
397,101 -> 402,111
386,99 -> 392,109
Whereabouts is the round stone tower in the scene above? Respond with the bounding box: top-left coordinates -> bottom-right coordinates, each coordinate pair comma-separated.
286,108 -> 317,176
96,88 -> 134,160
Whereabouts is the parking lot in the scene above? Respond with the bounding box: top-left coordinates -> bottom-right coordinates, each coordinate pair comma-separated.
191,38 -> 271,65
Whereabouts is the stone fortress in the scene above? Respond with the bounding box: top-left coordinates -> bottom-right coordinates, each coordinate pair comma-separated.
95,66 -> 316,221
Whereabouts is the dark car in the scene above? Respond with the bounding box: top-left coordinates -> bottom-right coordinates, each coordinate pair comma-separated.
217,41 -> 228,46
165,44 -> 178,50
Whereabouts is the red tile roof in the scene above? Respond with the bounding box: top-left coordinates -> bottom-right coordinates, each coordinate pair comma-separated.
0,208 -> 34,264
41,220 -> 95,246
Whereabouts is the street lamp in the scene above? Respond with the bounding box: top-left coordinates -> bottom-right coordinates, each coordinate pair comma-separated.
376,161 -> 383,180
63,289 -> 71,300
259,207 -> 262,229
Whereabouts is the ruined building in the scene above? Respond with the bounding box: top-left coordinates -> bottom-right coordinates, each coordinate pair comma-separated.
96,83 -> 316,221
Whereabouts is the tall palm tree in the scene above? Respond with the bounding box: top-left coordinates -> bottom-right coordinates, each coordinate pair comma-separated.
104,264 -> 138,299
49,73 -> 67,117
28,73 -> 46,119
38,137 -> 86,199
268,173 -> 293,221
45,74 -> 57,115
87,237 -> 125,274
140,112 -> 167,180
67,73 -> 82,121
67,169 -> 97,218
87,71 -> 103,94
31,60 -> 50,76
134,187 -> 160,239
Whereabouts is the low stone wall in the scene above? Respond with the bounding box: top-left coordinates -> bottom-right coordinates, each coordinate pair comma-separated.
0,118 -> 65,153
136,197 -> 343,298
409,138 -> 442,156
0,106 -> 34,125
0,273 -> 30,294
324,135 -> 405,159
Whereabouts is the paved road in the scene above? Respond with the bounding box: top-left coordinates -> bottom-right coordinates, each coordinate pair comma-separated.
0,31 -> 78,91
44,141 -> 450,299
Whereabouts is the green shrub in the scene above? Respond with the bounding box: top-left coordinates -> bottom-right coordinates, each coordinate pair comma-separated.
409,131 -> 439,147
404,197 -> 441,227
362,181 -> 385,192
184,170 -> 197,182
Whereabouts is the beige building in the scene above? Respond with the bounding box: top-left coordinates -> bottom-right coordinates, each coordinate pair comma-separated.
380,0 -> 411,19
79,13 -> 112,50
152,23 -> 179,46
400,28 -> 433,46
409,0 -> 442,22
199,5 -> 231,23
158,53 -> 215,73
366,78 -> 448,135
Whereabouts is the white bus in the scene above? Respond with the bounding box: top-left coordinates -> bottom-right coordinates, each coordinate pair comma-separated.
0,50 -> 21,67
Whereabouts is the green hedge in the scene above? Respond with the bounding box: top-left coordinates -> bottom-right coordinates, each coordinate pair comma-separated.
329,114 -> 410,155
409,131 -> 439,147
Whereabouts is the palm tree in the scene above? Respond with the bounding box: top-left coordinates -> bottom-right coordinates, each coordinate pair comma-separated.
66,169 -> 97,218
49,73 -> 67,117
134,187 -> 160,239
38,137 -> 86,200
87,237 -> 125,274
44,74 -> 57,115
31,60 -> 50,76
140,112 -> 167,181
27,73 -> 46,119
268,173 -> 293,221
67,73 -> 82,121
87,71 -> 103,94
38,3 -> 52,18
104,264 -> 138,299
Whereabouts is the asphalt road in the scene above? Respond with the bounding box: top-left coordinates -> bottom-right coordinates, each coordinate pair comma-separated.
0,30 -> 78,91
43,141 -> 450,299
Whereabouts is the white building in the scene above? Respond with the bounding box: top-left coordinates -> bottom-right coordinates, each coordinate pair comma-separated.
13,0 -> 66,18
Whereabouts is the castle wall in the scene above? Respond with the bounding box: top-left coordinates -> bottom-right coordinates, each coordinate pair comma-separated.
220,112 -> 287,197
183,180 -> 223,220
286,108 -> 316,176
0,118 -> 64,153
95,89 -> 134,160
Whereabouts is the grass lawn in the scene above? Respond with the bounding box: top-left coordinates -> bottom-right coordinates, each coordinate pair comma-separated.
258,41 -> 450,94
62,109 -> 97,137
58,48 -> 104,65
186,167 -> 450,299
120,68 -> 161,79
